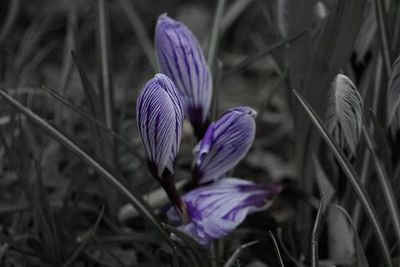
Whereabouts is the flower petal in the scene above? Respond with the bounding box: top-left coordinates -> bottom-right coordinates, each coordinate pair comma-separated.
170,177 -> 281,246
194,107 -> 257,183
155,14 -> 212,135
136,74 -> 184,179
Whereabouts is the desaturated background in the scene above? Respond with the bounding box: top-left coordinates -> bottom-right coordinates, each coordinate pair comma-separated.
0,0 -> 384,266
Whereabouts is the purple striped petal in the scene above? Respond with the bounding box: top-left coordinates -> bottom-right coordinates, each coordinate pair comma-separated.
155,14 -> 212,137
136,74 -> 184,180
170,178 -> 282,246
194,107 -> 257,184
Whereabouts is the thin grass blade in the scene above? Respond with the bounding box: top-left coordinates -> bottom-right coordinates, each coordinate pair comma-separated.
223,30 -> 306,79
222,240 -> 258,267
292,89 -> 393,267
311,196 -> 324,267
362,123 -> 400,249
0,0 -> 20,45
118,0 -> 157,71
269,231 -> 285,267
162,223 -> 211,267
0,88 -> 175,250
336,205 -> 370,267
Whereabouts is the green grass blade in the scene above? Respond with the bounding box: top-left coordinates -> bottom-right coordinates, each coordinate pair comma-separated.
362,124 -> 400,248
118,0 -> 157,71
311,196 -> 324,267
222,240 -> 258,267
292,89 -> 393,267
0,88 -> 175,250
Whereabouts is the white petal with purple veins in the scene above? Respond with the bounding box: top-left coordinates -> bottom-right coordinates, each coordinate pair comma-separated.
136,74 -> 184,179
169,178 -> 281,246
194,106 -> 257,183
155,14 -> 212,137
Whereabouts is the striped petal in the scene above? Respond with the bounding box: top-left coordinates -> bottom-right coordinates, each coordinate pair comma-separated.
155,14 -> 212,138
171,178 -> 282,246
136,74 -> 184,180
194,107 -> 257,184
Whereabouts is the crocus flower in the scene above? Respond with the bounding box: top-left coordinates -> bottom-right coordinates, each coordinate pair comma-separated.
137,73 -> 183,180
193,107 -> 257,184
155,14 -> 212,138
169,178 -> 282,246
137,74 -> 189,220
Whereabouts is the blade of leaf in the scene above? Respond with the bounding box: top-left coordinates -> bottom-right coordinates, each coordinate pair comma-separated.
292,89 -> 393,267
362,123 -> 400,248
0,88 -> 175,250
117,0 -> 157,71
162,223 -> 210,267
45,87 -> 142,159
311,195 -> 324,267
336,205 -> 370,267
223,30 -> 306,79
222,240 -> 258,267
0,0 -> 20,45
374,0 -> 392,76
207,0 -> 226,74
269,231 -> 285,267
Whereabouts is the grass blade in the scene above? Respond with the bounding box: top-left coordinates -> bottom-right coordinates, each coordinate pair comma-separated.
97,0 -> 114,132
374,0 -> 392,76
0,0 -> 20,45
221,0 -> 254,34
223,30 -> 306,79
336,205 -> 370,267
118,0 -> 157,71
222,240 -> 258,267
362,123 -> 400,248
269,231 -> 285,267
292,89 -> 393,267
207,0 -> 226,74
162,223 -> 210,267
45,87 -> 142,158
72,51 -> 104,120
0,88 -> 175,250
311,196 -> 324,267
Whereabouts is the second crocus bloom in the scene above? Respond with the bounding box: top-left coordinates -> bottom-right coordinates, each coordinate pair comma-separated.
193,107 -> 257,184
155,14 -> 212,138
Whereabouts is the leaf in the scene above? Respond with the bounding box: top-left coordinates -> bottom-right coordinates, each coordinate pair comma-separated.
326,74 -> 364,156
222,240 -> 258,267
162,223 -> 211,267
269,231 -> 285,267
336,205 -> 370,267
387,56 -> 400,133
0,88 -> 175,251
311,196 -> 324,267
292,89 -> 393,267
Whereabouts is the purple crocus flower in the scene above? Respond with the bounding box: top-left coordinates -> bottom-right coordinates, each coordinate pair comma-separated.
193,107 -> 257,184
155,14 -> 212,138
169,178 -> 281,246
136,73 -> 183,181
